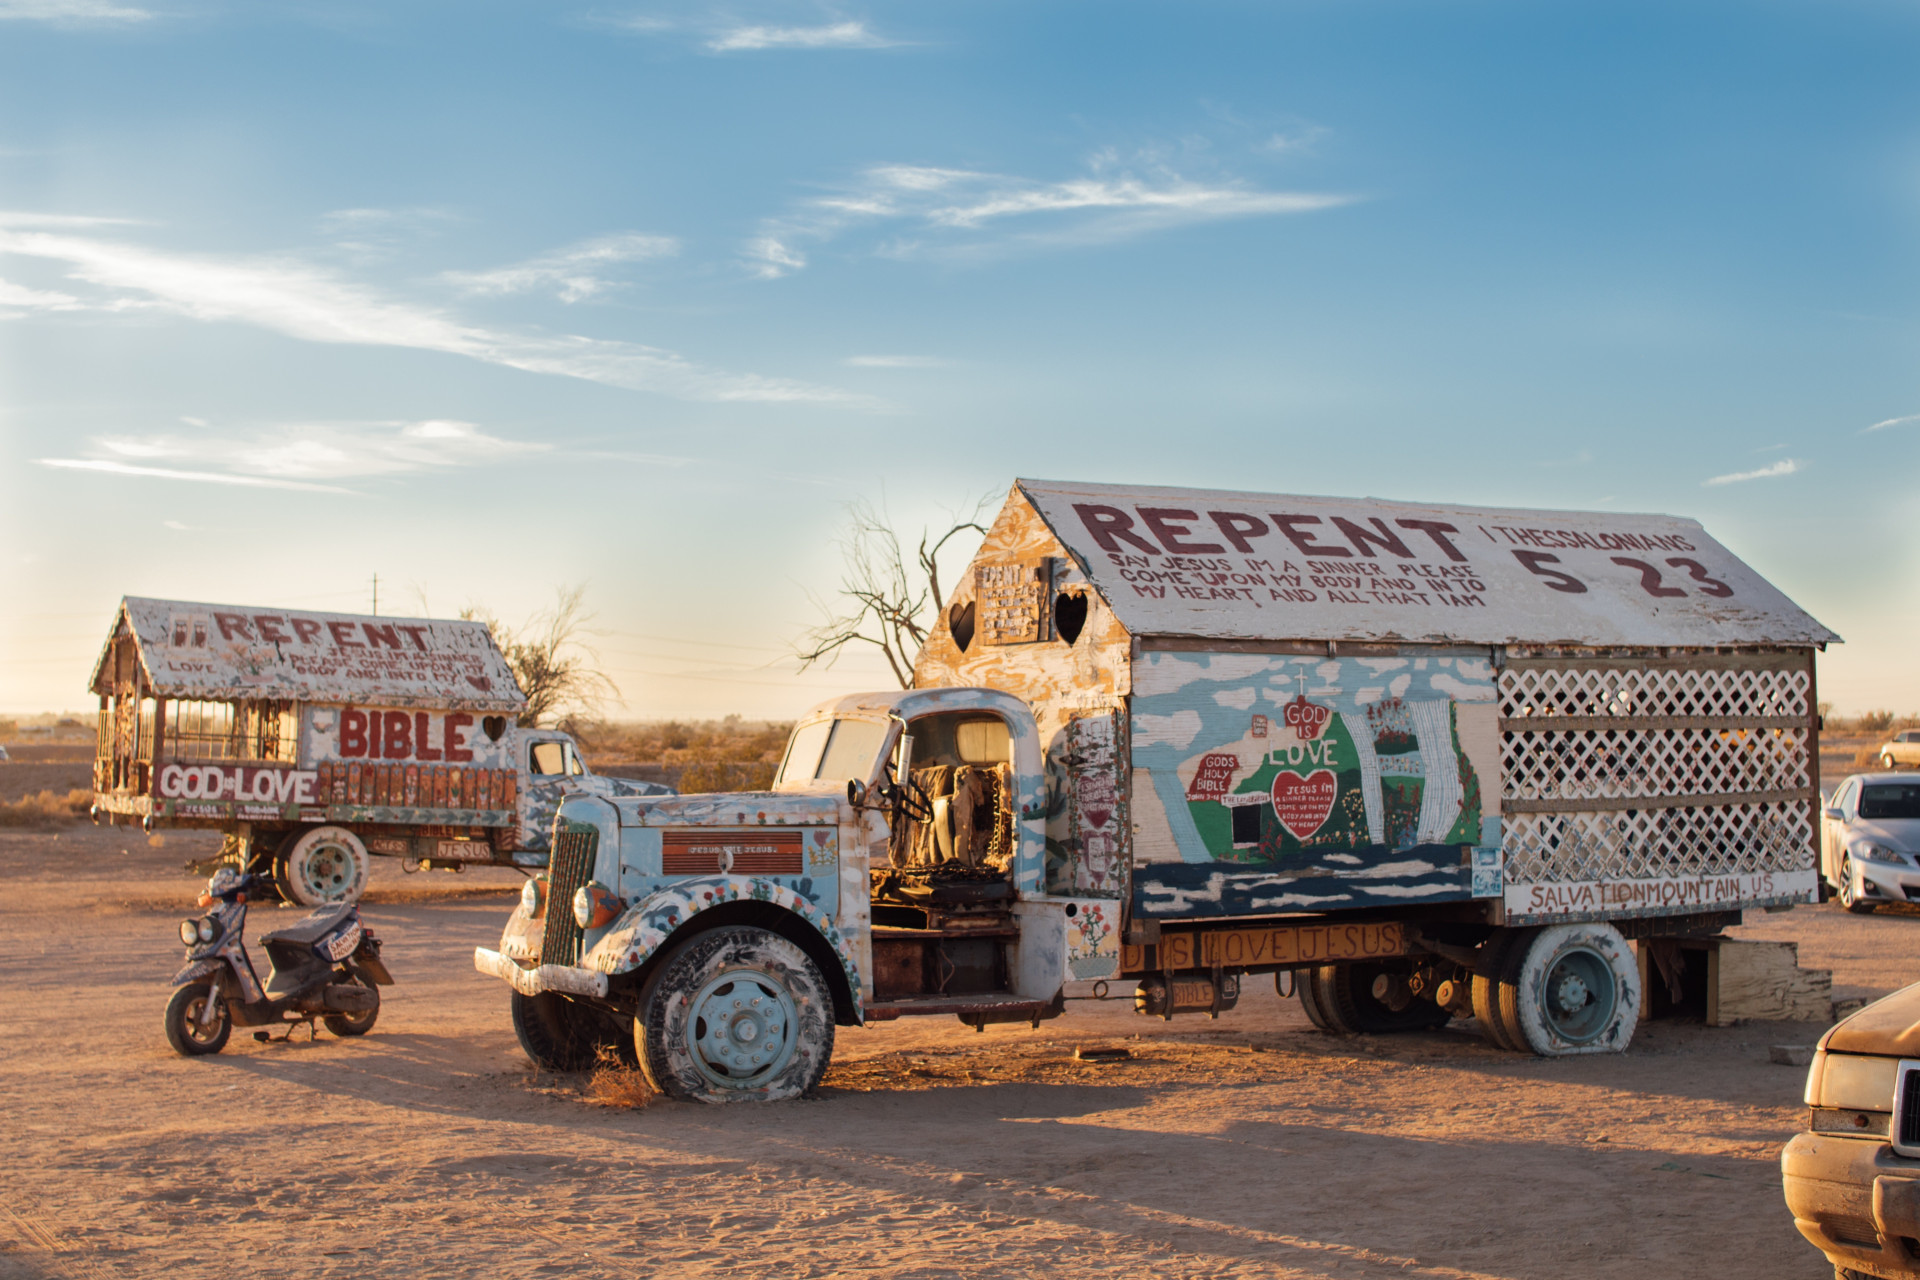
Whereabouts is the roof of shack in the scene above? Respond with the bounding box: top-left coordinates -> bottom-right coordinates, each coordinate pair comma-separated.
1016,479 -> 1838,648
89,597 -> 528,712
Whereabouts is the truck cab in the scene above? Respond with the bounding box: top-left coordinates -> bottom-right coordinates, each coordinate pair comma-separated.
474,687 -> 1113,1103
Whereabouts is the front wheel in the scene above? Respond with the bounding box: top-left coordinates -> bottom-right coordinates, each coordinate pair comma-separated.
636,926 -> 835,1104
1839,853 -> 1876,915
165,981 -> 232,1056
1882,753 -> 1898,772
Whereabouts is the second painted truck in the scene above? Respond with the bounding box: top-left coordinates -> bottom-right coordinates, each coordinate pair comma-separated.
476,478 -> 1836,1101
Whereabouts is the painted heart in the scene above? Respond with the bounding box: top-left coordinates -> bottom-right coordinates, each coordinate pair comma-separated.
1271,768 -> 1338,840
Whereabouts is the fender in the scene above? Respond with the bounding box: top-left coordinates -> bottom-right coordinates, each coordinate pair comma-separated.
581,874 -> 863,1021
169,957 -> 223,988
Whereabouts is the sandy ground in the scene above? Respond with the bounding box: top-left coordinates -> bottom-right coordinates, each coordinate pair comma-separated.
1,825 -> 1908,1280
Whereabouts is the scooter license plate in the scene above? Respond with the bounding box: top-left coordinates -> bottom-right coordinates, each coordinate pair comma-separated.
435,840 -> 492,863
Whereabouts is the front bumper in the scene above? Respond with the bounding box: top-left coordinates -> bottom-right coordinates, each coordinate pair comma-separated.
473,947 -> 609,999
1783,1131 -> 1920,1276
1857,858 -> 1920,905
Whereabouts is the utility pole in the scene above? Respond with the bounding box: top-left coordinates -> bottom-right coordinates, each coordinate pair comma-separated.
372,573 -> 379,616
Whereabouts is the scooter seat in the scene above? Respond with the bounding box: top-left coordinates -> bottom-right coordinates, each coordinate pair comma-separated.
260,904 -> 355,947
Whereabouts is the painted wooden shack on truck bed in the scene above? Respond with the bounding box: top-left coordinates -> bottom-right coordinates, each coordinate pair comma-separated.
913,479 -> 1837,943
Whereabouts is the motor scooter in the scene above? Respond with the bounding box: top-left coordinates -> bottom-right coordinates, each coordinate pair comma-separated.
164,867 -> 394,1056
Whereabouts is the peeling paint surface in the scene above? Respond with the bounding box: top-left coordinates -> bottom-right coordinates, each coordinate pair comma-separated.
582,874 -> 863,1021
92,597 -> 526,711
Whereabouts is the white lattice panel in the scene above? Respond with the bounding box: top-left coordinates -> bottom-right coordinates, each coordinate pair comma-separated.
1499,664 -> 1809,721
1498,662 -> 1813,884
1504,805 -> 1811,883
1502,727 -> 1808,802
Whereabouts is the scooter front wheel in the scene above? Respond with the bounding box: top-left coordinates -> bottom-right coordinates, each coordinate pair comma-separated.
165,981 -> 232,1056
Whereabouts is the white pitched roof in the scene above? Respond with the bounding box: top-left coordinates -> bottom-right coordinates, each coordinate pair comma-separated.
1018,479 -> 1837,648
90,597 -> 527,712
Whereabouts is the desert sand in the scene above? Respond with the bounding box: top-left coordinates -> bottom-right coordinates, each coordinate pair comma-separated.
0,822 -> 1888,1280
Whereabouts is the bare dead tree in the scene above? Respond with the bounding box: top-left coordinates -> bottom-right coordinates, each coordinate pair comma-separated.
795,495 -> 995,688
464,584 -> 619,727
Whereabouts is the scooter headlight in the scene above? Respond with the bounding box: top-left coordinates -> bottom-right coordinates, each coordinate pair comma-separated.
197,918 -> 216,943
179,919 -> 200,946
521,876 -> 547,917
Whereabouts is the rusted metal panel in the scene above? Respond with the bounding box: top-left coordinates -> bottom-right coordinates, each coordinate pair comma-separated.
660,830 -> 805,875
88,597 -> 526,713
1016,479 -> 1838,648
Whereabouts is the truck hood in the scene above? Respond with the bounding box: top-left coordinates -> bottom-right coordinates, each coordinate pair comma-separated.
609,790 -> 841,828
1823,980 -> 1920,1055
1848,817 -> 1920,853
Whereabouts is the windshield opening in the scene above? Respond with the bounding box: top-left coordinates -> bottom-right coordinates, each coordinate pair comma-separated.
1860,784 -> 1920,820
775,717 -> 890,787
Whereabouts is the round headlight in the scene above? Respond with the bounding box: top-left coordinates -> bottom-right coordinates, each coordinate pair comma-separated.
198,918 -> 216,943
179,919 -> 199,946
573,881 -> 623,930
521,876 -> 546,916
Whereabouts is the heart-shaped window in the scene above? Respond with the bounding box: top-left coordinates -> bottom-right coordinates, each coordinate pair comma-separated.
1054,591 -> 1088,645
949,601 -> 976,653
482,715 -> 508,742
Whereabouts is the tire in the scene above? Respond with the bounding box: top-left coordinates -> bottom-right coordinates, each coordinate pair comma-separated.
1316,962 -> 1453,1034
1493,927 -> 1539,1051
1881,754 -> 1897,772
1838,853 -> 1877,915
511,990 -> 611,1072
1507,922 -> 1640,1056
1471,930 -> 1525,1051
275,826 -> 371,906
1297,969 -> 1337,1031
164,981 -> 231,1056
636,926 -> 835,1104
323,972 -> 380,1037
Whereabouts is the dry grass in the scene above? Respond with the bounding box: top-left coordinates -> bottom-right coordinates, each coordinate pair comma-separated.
0,789 -> 90,828
583,1045 -> 656,1109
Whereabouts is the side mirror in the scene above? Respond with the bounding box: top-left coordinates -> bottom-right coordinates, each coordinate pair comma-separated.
847,779 -> 866,809
1823,807 -> 1845,822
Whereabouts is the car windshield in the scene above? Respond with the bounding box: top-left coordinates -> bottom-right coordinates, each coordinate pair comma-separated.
1860,784 -> 1920,820
775,717 -> 889,786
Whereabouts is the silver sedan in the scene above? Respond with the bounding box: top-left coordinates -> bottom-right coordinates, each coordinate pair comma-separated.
1822,773 -> 1920,913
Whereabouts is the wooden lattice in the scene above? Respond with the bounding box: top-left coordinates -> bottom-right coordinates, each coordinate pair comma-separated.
1498,661 -> 1813,884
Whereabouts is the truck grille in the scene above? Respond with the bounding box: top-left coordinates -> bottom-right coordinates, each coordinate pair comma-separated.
1900,1065 -> 1920,1150
540,828 -> 598,967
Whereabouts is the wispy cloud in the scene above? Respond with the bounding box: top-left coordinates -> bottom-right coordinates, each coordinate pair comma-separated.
845,354 -> 948,368
39,460 -> 357,493
746,154 -> 1353,277
1866,413 -> 1920,433
1704,458 -> 1803,486
0,222 -> 875,406
0,277 -> 84,312
42,420 -> 545,493
708,20 -> 895,51
0,0 -> 151,23
443,233 -> 679,302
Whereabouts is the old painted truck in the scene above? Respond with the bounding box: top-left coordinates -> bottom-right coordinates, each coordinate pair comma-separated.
475,479 -> 1836,1102
89,597 -> 668,904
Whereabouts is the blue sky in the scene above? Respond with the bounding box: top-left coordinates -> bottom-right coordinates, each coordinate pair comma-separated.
3,0 -> 1917,719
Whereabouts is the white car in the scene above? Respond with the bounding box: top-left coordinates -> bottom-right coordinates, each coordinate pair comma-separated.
1879,729 -> 1920,771
1822,773 -> 1920,913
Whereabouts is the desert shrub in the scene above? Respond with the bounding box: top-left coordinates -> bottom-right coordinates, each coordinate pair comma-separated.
574,717 -> 794,771
678,758 -> 778,794
0,718 -> 16,739
0,789 -> 90,827
1860,710 -> 1896,734
584,1045 -> 654,1109
1857,746 -> 1885,767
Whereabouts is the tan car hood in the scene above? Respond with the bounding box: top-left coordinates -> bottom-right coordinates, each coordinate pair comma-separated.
1824,980 -> 1920,1055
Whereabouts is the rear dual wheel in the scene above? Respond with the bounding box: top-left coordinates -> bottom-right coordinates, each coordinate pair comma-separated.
1473,924 -> 1640,1056
1293,962 -> 1451,1034
511,990 -> 633,1072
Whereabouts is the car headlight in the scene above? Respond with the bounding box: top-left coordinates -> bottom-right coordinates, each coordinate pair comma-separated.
1808,1050 -> 1900,1110
1854,842 -> 1904,865
572,881 -> 622,930
179,919 -> 200,946
521,876 -> 547,917
197,918 -> 216,943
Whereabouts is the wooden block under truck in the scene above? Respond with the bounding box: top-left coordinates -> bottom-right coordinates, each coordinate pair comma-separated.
474,480 -> 1835,1102
89,597 -> 669,904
